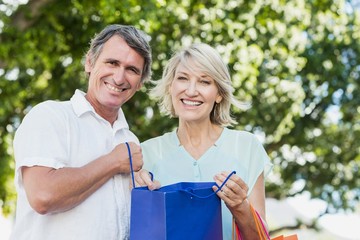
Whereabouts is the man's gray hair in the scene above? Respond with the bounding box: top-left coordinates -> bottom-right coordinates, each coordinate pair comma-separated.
86,24 -> 152,82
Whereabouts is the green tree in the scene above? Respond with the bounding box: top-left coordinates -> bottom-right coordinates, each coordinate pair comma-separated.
1,0 -> 359,233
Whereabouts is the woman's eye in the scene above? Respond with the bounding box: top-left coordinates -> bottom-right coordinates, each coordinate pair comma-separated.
177,76 -> 187,80
200,80 -> 211,85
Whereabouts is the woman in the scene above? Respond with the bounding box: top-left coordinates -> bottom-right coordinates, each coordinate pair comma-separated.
137,43 -> 272,239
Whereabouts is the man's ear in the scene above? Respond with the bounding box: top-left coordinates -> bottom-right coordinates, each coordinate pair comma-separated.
136,81 -> 143,90
84,54 -> 92,74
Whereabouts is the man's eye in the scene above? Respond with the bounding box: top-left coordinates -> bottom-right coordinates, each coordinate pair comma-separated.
107,61 -> 118,66
128,67 -> 140,75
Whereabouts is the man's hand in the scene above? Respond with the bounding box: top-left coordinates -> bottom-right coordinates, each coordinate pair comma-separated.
109,142 -> 143,173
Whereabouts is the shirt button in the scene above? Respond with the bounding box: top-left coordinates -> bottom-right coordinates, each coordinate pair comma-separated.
193,162 -> 197,166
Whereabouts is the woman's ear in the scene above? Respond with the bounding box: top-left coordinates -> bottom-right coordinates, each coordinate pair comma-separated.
215,95 -> 222,104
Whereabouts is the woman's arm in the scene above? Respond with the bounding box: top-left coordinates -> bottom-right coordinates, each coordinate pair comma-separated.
213,171 -> 267,239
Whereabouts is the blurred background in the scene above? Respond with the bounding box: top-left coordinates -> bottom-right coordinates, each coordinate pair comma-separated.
0,0 -> 359,239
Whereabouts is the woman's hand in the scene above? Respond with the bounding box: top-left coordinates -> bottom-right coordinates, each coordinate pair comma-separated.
213,171 -> 268,239
212,171 -> 249,210
133,169 -> 161,191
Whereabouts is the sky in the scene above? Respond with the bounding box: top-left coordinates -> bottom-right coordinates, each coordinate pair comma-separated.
267,193 -> 360,239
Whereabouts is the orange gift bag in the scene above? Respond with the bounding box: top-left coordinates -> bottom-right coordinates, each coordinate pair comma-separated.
232,204 -> 299,240
271,235 -> 298,240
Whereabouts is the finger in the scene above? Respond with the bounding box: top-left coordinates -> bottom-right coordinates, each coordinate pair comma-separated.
148,180 -> 161,191
134,164 -> 143,172
219,171 -> 249,193
213,180 -> 232,199
125,142 -> 141,156
130,142 -> 142,153
131,154 -> 143,172
134,171 -> 146,186
220,189 -> 228,198
212,185 -> 227,199
138,170 -> 161,191
140,170 -> 154,185
214,173 -> 235,190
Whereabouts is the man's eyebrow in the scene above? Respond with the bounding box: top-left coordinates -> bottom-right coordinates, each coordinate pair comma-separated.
104,58 -> 119,63
104,58 -> 142,74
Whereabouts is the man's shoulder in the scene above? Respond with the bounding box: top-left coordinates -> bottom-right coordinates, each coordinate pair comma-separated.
23,99 -> 72,123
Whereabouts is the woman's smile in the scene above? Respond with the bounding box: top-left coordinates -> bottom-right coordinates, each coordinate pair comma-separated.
181,99 -> 203,106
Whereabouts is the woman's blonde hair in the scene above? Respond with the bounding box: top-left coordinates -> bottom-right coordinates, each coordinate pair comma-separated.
150,43 -> 247,127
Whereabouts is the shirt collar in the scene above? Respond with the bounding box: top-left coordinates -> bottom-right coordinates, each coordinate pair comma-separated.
71,89 -> 93,116
70,89 -> 129,130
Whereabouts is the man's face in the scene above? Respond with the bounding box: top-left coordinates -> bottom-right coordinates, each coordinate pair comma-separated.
85,35 -> 144,116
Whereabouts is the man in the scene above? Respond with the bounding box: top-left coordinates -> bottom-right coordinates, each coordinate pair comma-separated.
10,24 -> 152,240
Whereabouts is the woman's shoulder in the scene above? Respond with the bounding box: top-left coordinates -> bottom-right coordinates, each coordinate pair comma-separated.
222,128 -> 265,148
141,130 -> 178,158
224,128 -> 258,140
141,130 -> 175,147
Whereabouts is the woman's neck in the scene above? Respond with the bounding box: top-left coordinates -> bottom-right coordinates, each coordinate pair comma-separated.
177,121 -> 223,160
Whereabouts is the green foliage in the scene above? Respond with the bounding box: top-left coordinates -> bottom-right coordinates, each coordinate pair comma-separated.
0,0 -> 359,223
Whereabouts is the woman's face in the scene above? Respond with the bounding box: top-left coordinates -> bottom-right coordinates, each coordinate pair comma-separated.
170,61 -> 222,123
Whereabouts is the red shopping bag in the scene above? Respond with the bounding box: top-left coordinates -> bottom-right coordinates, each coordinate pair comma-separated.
232,204 -> 299,240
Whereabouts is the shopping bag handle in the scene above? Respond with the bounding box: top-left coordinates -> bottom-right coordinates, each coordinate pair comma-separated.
126,142 -> 136,189
126,141 -> 235,196
126,142 -> 153,189
179,171 -> 236,199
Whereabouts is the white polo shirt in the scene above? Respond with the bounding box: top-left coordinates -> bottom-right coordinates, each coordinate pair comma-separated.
11,89 -> 139,240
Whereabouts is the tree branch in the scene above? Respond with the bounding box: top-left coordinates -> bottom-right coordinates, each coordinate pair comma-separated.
0,0 -> 54,69
11,0 -> 53,31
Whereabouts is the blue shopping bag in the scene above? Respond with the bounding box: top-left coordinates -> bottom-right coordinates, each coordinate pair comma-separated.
125,142 -> 233,240
130,181 -> 223,240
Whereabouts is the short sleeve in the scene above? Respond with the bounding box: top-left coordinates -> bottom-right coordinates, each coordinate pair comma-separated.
247,134 -> 273,193
13,101 -> 69,188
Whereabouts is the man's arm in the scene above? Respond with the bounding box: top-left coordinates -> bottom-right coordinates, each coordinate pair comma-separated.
22,142 -> 142,214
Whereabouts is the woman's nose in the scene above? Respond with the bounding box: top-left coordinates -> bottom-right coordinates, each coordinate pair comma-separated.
185,82 -> 198,96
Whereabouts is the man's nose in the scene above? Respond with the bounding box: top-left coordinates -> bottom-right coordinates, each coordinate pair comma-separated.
113,67 -> 125,85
